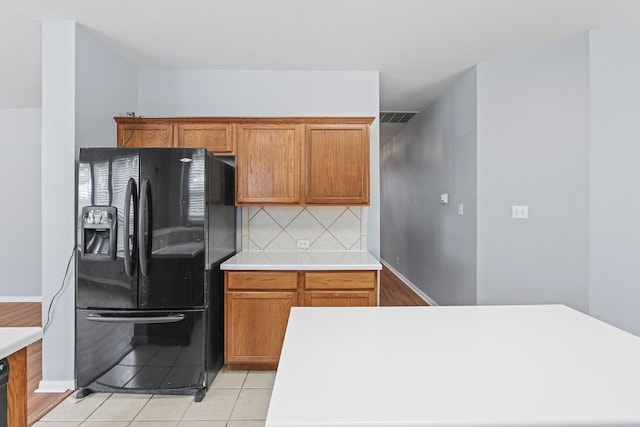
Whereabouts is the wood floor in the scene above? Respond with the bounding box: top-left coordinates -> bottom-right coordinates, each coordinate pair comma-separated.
380,264 -> 429,306
0,267 -> 423,424
0,302 -> 71,425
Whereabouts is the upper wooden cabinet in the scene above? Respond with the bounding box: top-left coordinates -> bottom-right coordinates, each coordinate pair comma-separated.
177,123 -> 233,153
305,124 -> 370,205
234,117 -> 373,206
115,116 -> 374,206
235,123 -> 304,205
117,122 -> 174,148
115,117 -> 234,155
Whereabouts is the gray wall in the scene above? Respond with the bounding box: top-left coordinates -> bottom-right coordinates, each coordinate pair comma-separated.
40,22 -> 137,389
381,30 -> 640,337
380,69 -> 477,305
476,33 -> 591,311
0,108 -> 41,298
589,31 -> 640,336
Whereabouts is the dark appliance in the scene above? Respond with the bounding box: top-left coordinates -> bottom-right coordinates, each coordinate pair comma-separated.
0,358 -> 8,427
75,148 -> 236,401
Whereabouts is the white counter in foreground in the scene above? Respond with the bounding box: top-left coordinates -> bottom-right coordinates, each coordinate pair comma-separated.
0,327 -> 42,360
221,250 -> 381,271
267,305 -> 640,427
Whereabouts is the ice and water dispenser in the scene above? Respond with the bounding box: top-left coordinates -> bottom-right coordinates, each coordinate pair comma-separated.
81,206 -> 117,260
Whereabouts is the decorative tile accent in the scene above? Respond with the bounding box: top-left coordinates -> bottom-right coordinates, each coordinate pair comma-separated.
328,210 -> 361,249
307,206 -> 344,228
310,231 -> 345,251
248,207 -> 261,220
266,231 -> 298,250
349,206 -> 362,219
285,210 -> 325,242
247,209 -> 280,249
263,206 -> 302,228
245,206 -> 369,251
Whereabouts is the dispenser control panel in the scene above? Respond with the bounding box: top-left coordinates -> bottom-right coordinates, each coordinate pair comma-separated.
81,206 -> 117,260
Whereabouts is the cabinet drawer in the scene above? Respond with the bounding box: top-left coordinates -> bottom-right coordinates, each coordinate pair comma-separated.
226,271 -> 298,290
304,290 -> 375,307
304,271 -> 376,290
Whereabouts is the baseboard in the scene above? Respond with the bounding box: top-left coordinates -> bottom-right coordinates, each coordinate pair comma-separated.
36,380 -> 75,393
380,259 -> 439,306
0,296 -> 42,303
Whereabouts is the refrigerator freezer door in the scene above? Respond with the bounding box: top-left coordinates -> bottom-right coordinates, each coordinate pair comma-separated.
76,309 -> 206,394
77,148 -> 140,309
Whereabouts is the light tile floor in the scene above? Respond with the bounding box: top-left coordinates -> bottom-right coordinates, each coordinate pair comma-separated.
34,369 -> 275,427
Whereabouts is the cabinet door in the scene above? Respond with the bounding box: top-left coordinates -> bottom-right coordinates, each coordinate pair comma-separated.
304,290 -> 375,307
177,123 -> 234,154
117,123 -> 174,148
225,291 -> 297,368
305,124 -> 370,205
236,124 -> 304,205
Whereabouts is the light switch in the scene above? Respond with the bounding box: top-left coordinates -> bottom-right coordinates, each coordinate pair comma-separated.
458,204 -> 464,216
440,193 -> 448,204
512,205 -> 529,219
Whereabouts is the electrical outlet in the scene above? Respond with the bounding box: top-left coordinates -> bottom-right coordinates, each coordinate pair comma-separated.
296,239 -> 310,249
396,257 -> 400,265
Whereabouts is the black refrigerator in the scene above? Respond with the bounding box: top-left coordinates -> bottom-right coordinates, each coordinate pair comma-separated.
75,147 -> 236,401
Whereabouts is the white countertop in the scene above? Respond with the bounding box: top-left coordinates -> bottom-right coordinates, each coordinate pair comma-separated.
0,327 -> 42,360
220,250 -> 382,271
267,305 -> 640,427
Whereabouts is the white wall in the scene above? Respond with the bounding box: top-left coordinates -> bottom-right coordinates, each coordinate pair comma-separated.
0,108 -> 42,299
40,22 -> 137,391
380,69 -> 477,305
138,70 -> 381,256
75,25 -> 138,148
475,33 -> 591,311
589,31 -> 640,336
41,21 -> 77,390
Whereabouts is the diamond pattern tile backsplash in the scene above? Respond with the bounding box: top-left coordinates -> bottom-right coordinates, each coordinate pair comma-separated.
242,206 -> 367,251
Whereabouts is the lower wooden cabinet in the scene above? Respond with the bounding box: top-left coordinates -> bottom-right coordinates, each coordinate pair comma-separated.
225,291 -> 297,368
224,270 -> 377,370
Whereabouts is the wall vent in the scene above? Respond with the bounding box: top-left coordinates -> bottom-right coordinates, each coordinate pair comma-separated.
379,111 -> 417,124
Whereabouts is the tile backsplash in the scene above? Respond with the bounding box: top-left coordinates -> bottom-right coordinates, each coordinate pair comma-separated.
242,206 -> 368,251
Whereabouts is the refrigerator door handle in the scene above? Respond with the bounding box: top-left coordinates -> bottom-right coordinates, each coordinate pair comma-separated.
123,178 -> 138,278
138,177 -> 153,277
85,313 -> 185,324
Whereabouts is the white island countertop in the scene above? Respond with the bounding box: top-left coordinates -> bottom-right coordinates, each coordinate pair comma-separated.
220,250 -> 381,271
267,305 -> 640,427
0,327 -> 42,359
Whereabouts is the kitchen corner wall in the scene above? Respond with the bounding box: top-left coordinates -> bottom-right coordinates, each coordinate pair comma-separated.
41,22 -> 138,390
243,206 -> 368,251
138,69 -> 381,257
380,69 -> 477,306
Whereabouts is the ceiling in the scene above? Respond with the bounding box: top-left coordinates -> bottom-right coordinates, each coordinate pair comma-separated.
3,0 -> 640,142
